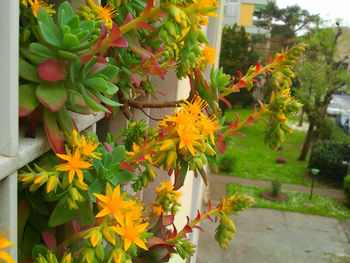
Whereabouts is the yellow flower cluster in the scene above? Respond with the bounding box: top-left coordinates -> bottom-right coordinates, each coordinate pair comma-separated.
56,130 -> 100,185
159,96 -> 219,159
22,0 -> 56,17
94,184 -> 149,252
79,0 -> 117,29
0,229 -> 15,263
153,181 -> 181,215
201,45 -> 216,66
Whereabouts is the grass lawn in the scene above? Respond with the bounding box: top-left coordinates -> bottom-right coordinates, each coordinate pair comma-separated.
227,183 -> 350,219
218,106 -> 310,185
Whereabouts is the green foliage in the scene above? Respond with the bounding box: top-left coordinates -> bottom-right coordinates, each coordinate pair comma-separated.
344,175 -> 350,204
219,25 -> 259,109
218,107 -> 308,185
309,141 -> 350,186
175,239 -> 196,259
319,117 -> 350,143
227,183 -> 350,219
271,179 -> 282,196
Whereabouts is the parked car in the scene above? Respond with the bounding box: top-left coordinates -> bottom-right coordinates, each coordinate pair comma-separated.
327,100 -> 344,116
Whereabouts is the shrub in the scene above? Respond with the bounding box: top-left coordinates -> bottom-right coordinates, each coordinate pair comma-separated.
344,175 -> 350,204
319,117 -> 350,144
218,151 -> 236,173
309,141 -> 350,186
271,179 -> 282,196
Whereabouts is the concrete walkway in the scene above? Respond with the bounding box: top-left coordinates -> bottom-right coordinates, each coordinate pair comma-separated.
208,173 -> 346,203
197,207 -> 350,263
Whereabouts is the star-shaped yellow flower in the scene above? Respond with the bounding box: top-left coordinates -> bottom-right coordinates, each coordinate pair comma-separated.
177,125 -> 202,156
112,216 -> 149,251
56,150 -> 92,184
94,184 -> 134,223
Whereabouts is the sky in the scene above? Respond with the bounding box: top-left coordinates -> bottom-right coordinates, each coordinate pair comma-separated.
276,0 -> 350,27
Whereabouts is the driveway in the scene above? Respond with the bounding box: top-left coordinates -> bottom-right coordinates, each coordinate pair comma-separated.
196,207 -> 350,263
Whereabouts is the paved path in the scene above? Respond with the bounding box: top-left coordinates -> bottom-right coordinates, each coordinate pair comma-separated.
208,173 -> 346,203
196,207 -> 350,263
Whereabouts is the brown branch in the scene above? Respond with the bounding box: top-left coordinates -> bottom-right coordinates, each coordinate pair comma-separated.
137,108 -> 163,121
128,99 -> 183,109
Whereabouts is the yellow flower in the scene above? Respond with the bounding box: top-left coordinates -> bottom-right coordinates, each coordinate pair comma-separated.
0,230 -> 15,263
80,136 -> 101,160
152,205 -> 164,216
56,150 -> 92,184
61,253 -> 72,263
156,181 -> 174,193
201,45 -> 216,65
86,0 -> 117,28
278,114 -> 287,121
112,216 -> 149,251
27,0 -> 55,17
94,184 -> 134,223
177,125 -> 202,156
200,115 -> 220,144
46,175 -> 59,193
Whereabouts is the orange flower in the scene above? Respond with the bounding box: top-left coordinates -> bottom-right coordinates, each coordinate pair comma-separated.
56,150 -> 92,184
201,45 -> 216,65
177,125 -> 202,156
27,0 -> 55,17
94,184 -> 134,223
112,216 -> 149,251
0,230 -> 15,263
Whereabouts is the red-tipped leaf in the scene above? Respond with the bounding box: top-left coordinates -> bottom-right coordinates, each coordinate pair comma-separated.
38,58 -> 67,82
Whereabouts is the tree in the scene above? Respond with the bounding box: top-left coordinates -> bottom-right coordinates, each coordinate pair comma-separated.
294,24 -> 350,161
219,24 -> 259,108
255,2 -> 320,46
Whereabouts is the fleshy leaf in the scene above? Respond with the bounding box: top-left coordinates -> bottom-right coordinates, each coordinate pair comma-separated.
43,109 -> 65,155
38,59 -> 67,82
19,84 -> 40,117
41,231 -> 57,251
173,162 -> 188,190
36,82 -> 67,112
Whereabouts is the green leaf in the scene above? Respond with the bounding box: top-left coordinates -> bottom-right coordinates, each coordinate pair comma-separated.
91,65 -> 119,80
109,170 -> 136,185
105,82 -> 119,95
67,16 -> 81,32
77,198 -> 94,225
88,88 -> 122,107
82,56 -> 98,79
19,57 -> 40,82
112,145 -> 126,163
56,107 -> 76,134
27,191 -> 49,216
36,82 -> 67,112
88,179 -> 104,202
173,162 -> 189,190
19,84 -> 40,117
32,245 -> 50,260
20,47 -> 47,65
84,77 -> 108,93
37,8 -> 60,47
70,59 -> 82,84
48,195 -> 79,227
29,43 -> 55,58
62,33 -> 80,49
58,1 -> 75,29
79,83 -> 110,113
58,50 -> 78,60
23,227 -> 41,257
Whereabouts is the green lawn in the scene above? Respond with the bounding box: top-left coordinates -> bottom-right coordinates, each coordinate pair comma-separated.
218,106 -> 310,185
227,183 -> 350,219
